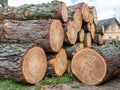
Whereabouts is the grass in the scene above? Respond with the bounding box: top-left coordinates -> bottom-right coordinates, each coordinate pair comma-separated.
0,73 -> 77,90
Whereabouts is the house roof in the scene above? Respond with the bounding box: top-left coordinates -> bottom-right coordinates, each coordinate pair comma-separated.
97,17 -> 120,30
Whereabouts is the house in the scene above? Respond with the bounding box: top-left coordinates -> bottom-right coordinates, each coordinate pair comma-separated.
97,17 -> 120,40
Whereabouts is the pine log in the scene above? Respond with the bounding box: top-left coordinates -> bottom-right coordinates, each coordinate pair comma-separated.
93,34 -> 103,45
84,32 -> 92,47
0,43 -> 47,84
71,44 -> 120,85
0,19 -> 64,52
89,6 -> 98,25
63,21 -> 78,44
78,28 -> 85,42
96,25 -> 105,35
89,13 -> 94,24
69,2 -> 90,22
47,49 -> 68,77
68,8 -> 82,32
24,1 -> 68,22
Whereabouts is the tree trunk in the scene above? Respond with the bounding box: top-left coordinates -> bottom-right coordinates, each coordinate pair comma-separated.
96,25 -> 105,35
68,7 -> 82,32
71,44 -> 120,85
0,19 -> 64,52
93,34 -> 103,45
84,32 -> 92,47
69,2 -> 90,22
78,28 -> 85,42
63,21 -> 78,44
89,6 -> 98,25
47,49 -> 68,77
0,43 -> 47,84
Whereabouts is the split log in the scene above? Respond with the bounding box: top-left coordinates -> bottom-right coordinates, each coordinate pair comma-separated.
93,34 -> 103,45
0,19 -> 64,52
63,21 -> 78,44
71,44 -> 120,85
84,32 -> 92,47
69,2 -> 90,22
89,6 -> 98,25
47,49 -> 68,77
96,25 -> 105,35
68,8 -> 82,32
78,28 -> 85,42
0,43 -> 47,84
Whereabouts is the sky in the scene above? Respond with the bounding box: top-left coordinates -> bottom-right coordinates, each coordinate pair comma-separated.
8,0 -> 120,20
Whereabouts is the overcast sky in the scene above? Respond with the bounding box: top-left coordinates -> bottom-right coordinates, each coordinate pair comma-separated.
8,0 -> 120,20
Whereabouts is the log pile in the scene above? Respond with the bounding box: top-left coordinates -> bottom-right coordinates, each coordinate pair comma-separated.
0,0 -> 117,86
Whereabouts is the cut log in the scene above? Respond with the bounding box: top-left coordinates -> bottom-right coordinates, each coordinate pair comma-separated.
69,2 -> 90,22
84,32 -> 92,47
47,49 -> 68,77
89,13 -> 94,24
24,1 -> 68,22
0,43 -> 47,84
63,21 -> 78,44
68,7 -> 82,32
71,44 -> 120,85
93,34 -> 103,45
78,28 -> 85,42
96,25 -> 105,35
89,6 -> 98,25
0,19 -> 64,52
67,60 -> 71,73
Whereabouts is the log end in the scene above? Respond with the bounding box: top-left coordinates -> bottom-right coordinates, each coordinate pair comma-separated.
54,49 -> 67,76
61,2 -> 68,22
71,48 -> 107,85
22,46 -> 47,84
67,21 -> 78,44
73,8 -> 82,32
50,20 -> 64,52
79,29 -> 85,42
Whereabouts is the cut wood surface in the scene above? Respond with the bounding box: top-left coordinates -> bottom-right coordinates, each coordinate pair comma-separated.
78,28 -> 85,42
84,32 -> 91,47
68,7 -> 82,32
47,49 -> 68,76
64,21 -> 78,44
69,2 -> 90,22
0,44 -> 47,84
89,6 -> 98,25
71,44 -> 120,85
0,19 -> 64,52
0,1 -> 68,22
89,13 -> 94,24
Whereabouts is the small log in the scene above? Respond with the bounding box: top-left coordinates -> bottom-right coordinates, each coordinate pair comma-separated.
63,21 -> 78,44
0,43 -> 47,84
47,49 -> 68,77
84,32 -> 92,47
71,44 -> 120,85
89,13 -> 94,24
96,25 -> 105,35
89,6 -> 98,25
78,28 -> 85,42
93,34 -> 103,45
69,2 -> 90,22
0,19 -> 64,52
68,7 -> 82,32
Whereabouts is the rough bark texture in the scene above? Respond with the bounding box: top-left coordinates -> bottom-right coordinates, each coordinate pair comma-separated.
93,34 -> 103,45
69,2 -> 90,22
96,25 -> 105,35
0,19 -> 64,52
89,6 -> 98,25
0,43 -> 47,84
71,44 -> 120,85
63,21 -> 78,44
47,49 -> 68,77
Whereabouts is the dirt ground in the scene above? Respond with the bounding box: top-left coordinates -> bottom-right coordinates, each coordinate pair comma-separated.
44,75 -> 120,90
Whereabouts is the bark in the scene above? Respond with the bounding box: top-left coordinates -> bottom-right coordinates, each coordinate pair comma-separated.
71,44 -> 120,85
96,25 -> 105,35
0,19 -> 64,52
47,49 -> 68,77
63,21 -> 78,44
89,6 -> 98,25
69,2 -> 90,22
93,34 -> 103,45
84,32 -> 92,47
0,43 -> 47,84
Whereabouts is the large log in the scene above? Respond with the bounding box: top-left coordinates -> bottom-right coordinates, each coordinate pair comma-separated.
68,7 -> 82,32
0,43 -> 47,84
63,21 -> 78,44
69,2 -> 90,22
71,44 -> 120,85
47,49 -> 68,76
0,19 -> 64,52
89,6 -> 98,25
0,1 -> 68,22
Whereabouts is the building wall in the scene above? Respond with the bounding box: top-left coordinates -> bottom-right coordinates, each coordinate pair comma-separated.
103,20 -> 120,40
